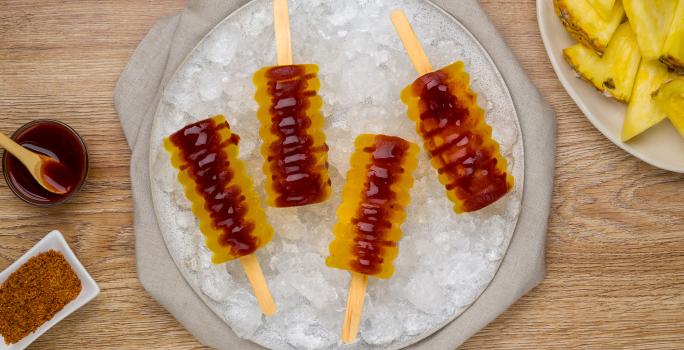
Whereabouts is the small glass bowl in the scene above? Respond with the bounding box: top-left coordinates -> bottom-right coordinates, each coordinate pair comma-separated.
2,120 -> 89,206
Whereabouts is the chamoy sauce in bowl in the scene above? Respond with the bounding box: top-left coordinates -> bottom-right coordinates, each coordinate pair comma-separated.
2,120 -> 88,206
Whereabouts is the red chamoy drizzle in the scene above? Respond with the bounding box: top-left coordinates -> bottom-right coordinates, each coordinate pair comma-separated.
168,118 -> 258,256
349,136 -> 410,275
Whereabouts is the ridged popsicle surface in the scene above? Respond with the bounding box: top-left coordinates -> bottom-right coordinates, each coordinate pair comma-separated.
164,115 -> 273,263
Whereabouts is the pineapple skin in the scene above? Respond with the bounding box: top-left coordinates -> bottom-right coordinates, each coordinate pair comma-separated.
622,60 -> 675,142
653,78 -> 684,138
563,23 -> 641,103
554,0 -> 625,53
623,0 -> 678,61
661,0 -> 684,71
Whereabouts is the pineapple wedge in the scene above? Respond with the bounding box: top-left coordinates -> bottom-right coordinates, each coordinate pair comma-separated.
563,23 -> 641,102
623,0 -> 678,61
554,0 -> 625,53
661,0 -> 684,71
586,0 -> 617,19
653,78 -> 684,138
622,60 -> 675,141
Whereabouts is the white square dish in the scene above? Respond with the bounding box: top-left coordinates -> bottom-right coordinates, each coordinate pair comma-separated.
0,230 -> 100,350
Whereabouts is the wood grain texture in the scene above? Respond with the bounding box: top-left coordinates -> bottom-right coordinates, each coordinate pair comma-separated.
0,0 -> 682,349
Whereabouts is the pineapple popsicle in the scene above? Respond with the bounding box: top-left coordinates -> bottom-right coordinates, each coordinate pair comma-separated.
164,115 -> 276,315
164,115 -> 273,262
252,0 -> 331,208
392,11 -> 514,213
326,134 -> 419,279
253,64 -> 331,207
327,134 -> 419,343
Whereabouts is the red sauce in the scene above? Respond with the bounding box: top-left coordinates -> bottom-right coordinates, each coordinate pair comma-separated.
168,118 -> 258,256
264,65 -> 330,207
412,71 -> 510,212
350,135 -> 410,275
40,159 -> 74,194
3,121 -> 87,205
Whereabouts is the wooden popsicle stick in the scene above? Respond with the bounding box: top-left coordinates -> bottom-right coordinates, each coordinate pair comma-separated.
239,254 -> 277,316
341,272 -> 369,343
273,0 -> 293,65
390,10 -> 433,75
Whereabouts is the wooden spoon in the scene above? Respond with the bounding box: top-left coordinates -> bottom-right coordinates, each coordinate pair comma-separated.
0,132 -> 72,195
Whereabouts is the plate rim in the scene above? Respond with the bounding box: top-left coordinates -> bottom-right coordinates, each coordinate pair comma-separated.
536,0 -> 684,173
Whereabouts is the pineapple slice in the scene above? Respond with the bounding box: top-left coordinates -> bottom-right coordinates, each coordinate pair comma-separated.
653,78 -> 684,138
623,0 -> 678,60
563,23 -> 641,102
622,60 -> 675,141
661,0 -> 684,71
554,0 -> 625,53
586,0 -> 617,19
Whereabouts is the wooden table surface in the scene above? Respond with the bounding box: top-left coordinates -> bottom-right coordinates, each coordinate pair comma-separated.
1,0 -> 682,349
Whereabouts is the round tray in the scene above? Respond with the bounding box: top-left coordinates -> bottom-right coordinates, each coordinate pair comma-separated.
149,0 -> 524,349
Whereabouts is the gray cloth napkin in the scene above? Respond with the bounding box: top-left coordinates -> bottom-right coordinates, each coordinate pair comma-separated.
114,1 -> 556,349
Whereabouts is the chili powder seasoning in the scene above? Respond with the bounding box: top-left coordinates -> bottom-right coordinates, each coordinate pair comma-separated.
0,250 -> 82,344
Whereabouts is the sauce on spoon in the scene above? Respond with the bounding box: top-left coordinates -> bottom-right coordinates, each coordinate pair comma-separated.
39,157 -> 74,194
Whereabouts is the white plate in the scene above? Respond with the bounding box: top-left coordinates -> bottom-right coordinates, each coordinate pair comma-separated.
537,0 -> 684,173
0,230 -> 100,350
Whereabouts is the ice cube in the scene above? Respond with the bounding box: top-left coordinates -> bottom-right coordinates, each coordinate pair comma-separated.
404,271 -> 447,315
206,25 -> 241,64
285,305 -> 335,350
361,303 -> 404,345
194,64 -> 226,101
200,265 -> 234,302
224,288 -> 263,338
